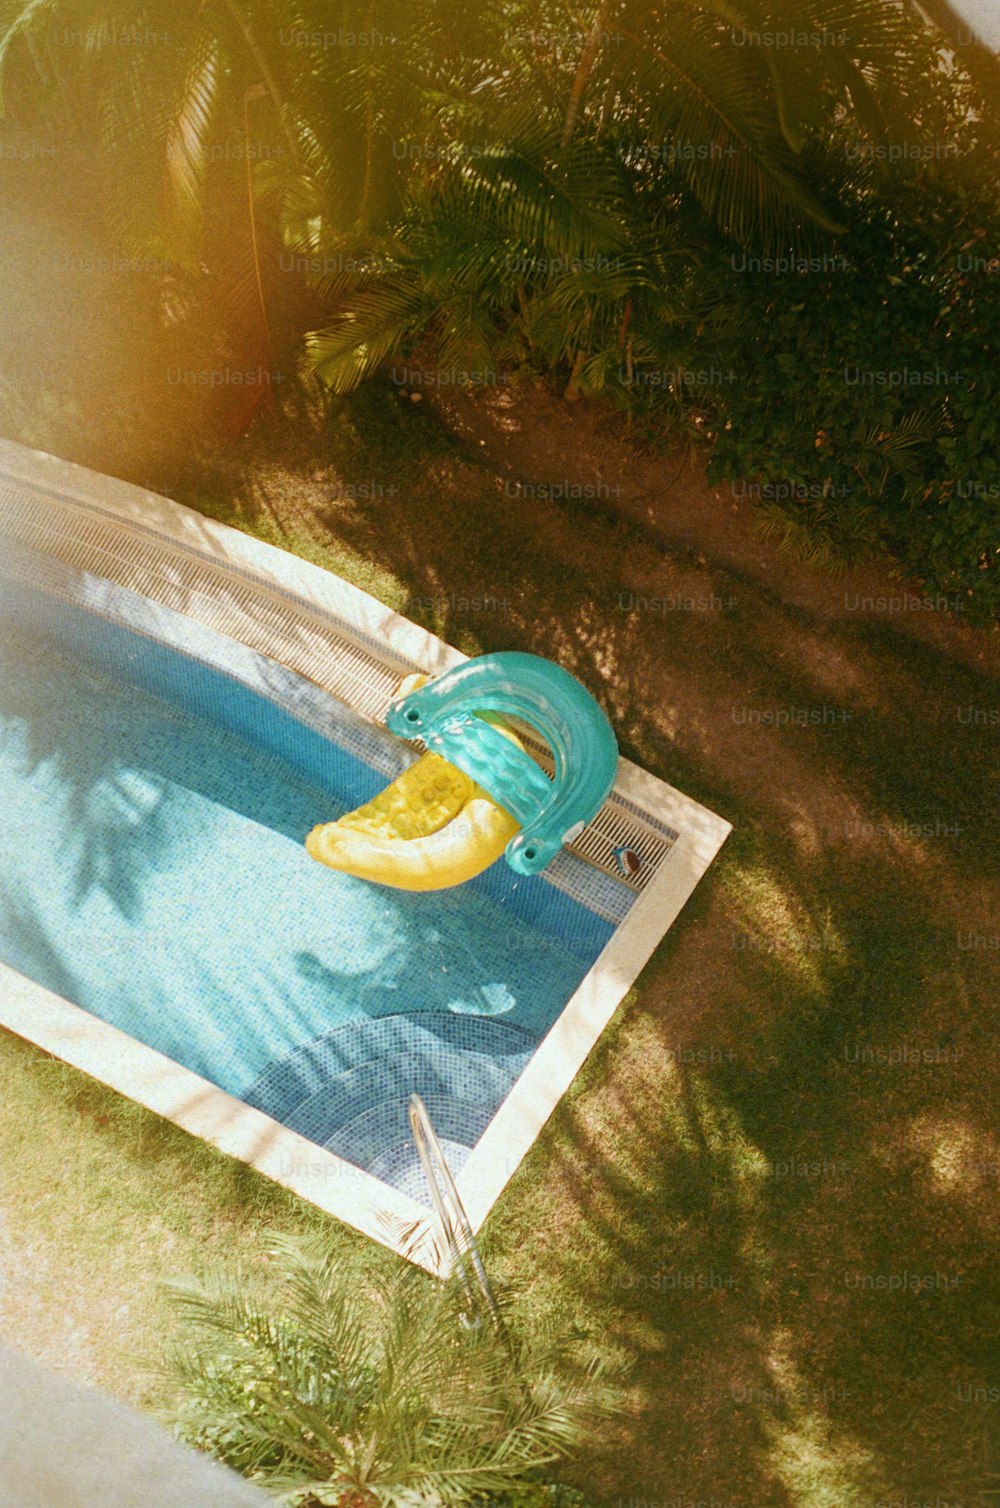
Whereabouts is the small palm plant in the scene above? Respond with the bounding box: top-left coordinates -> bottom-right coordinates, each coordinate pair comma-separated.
163,1233 -> 616,1507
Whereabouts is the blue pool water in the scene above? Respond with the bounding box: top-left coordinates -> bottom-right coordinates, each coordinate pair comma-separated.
0,559 -> 622,1197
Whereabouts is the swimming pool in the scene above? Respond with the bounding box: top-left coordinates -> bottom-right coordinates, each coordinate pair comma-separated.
0,563 -> 618,1196
0,440 -> 731,1266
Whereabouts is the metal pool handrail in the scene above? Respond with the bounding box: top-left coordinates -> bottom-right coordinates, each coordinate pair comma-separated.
408,1093 -> 503,1330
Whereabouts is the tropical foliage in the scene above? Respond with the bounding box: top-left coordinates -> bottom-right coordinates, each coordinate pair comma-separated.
702,167 -> 1000,618
0,0 -> 996,610
163,1233 -> 614,1507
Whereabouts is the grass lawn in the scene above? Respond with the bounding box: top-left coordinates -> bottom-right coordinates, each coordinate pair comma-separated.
1,384 -> 998,1507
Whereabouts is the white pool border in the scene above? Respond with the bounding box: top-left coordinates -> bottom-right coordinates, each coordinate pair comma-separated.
0,438 -> 731,1274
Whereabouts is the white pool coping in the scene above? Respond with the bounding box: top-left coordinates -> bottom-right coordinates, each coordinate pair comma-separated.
0,438 -> 731,1274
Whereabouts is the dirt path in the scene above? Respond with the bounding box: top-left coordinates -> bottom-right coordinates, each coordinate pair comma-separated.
432,381 -> 999,677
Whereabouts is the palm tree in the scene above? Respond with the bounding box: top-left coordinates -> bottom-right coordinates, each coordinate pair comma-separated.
0,0 -> 983,407
0,0 -> 463,249
0,0 -> 489,428
302,0 -> 966,398
163,1233 -> 615,1507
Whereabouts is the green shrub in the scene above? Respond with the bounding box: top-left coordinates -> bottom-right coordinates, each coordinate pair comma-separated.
701,165 -> 1000,620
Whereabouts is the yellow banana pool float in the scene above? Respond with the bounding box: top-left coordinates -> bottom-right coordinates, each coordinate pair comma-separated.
306,651 -> 622,891
305,676 -> 522,891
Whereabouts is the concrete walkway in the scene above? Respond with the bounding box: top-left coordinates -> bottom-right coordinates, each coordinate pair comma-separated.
0,1343 -> 272,1508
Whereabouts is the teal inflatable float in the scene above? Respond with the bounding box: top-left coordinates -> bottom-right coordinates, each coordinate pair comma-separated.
385,650 -> 619,876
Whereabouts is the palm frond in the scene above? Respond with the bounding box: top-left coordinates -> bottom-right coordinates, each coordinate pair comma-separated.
0,0 -> 57,114
162,1229 -> 619,1504
307,273 -> 435,390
